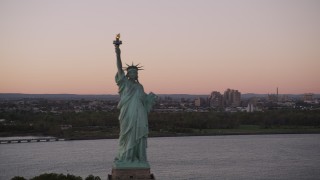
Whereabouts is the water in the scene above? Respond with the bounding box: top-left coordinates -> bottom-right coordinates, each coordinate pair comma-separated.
1,134 -> 320,180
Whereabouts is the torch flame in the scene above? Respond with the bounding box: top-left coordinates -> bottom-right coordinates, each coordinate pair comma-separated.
116,33 -> 120,40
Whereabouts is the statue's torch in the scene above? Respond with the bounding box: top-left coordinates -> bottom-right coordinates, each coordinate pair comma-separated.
113,34 -> 122,46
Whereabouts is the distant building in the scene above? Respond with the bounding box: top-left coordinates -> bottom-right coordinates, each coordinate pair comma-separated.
268,94 -> 278,102
304,93 -> 313,102
195,97 -> 206,107
268,87 -> 280,102
209,91 -> 223,108
194,97 -> 201,107
224,89 -> 241,107
246,104 -> 255,112
279,95 -> 289,102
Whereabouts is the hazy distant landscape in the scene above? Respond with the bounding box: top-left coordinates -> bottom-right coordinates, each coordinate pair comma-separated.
1,93 -> 319,140
1,93 -> 319,100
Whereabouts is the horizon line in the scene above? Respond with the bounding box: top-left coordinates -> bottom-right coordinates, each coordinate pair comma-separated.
0,92 -> 319,95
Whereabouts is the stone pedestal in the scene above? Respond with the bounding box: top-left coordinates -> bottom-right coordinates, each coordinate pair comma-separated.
108,168 -> 155,180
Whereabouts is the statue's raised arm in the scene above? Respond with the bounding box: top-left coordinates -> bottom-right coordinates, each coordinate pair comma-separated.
114,34 -> 123,76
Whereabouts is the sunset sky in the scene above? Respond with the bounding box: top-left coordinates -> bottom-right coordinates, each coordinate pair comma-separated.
1,0 -> 319,95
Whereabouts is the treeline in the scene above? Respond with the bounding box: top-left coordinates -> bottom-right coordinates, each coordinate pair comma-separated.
149,110 -> 320,133
1,110 -> 320,137
0,111 -> 119,136
12,173 -> 100,180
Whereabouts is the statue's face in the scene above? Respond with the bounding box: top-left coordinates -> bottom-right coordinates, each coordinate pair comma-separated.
127,70 -> 138,80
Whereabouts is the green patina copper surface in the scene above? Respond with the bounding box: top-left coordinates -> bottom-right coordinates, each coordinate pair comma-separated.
113,35 -> 156,169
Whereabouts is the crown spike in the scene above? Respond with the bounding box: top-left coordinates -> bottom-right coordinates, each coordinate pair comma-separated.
124,62 -> 144,72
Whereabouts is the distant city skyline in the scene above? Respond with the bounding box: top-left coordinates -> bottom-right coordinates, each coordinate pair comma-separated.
1,0 -> 320,94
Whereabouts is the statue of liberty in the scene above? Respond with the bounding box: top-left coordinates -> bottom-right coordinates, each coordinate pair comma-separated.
113,34 -> 156,169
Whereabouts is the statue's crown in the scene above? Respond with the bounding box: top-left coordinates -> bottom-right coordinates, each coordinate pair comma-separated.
124,62 -> 144,72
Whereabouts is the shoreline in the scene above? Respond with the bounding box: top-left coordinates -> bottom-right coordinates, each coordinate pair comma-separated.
68,131 -> 320,141
2,128 -> 320,141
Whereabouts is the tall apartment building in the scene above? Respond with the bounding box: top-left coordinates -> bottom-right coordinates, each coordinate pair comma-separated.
209,91 -> 223,108
223,89 -> 241,107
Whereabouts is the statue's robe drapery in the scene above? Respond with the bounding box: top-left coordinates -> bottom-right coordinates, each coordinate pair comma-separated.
114,71 -> 155,168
